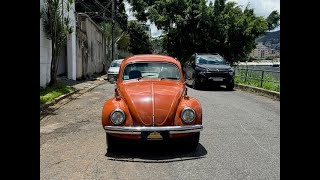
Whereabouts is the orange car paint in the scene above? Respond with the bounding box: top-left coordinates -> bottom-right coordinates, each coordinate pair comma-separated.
102,54 -> 202,140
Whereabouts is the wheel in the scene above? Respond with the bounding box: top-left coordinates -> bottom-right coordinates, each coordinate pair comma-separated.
188,132 -> 200,150
180,132 -> 200,151
226,80 -> 234,91
192,79 -> 201,89
109,78 -> 115,84
106,133 -> 118,151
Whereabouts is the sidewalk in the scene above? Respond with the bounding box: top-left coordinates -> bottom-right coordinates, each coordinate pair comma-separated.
40,74 -> 109,120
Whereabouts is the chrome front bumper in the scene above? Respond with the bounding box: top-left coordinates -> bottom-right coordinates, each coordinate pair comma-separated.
104,125 -> 203,135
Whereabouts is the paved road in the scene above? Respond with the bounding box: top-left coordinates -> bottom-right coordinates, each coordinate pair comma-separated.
40,81 -> 280,180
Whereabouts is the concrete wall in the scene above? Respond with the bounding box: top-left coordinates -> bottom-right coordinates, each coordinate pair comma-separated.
76,13 -> 106,79
40,0 -> 71,87
40,0 -> 51,87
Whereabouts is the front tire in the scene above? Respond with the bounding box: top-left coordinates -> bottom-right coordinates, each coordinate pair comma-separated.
188,132 -> 200,150
106,133 -> 118,151
192,79 -> 201,90
226,80 -> 234,91
178,132 -> 200,151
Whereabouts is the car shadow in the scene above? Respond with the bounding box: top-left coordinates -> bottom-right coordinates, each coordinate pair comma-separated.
105,142 -> 207,163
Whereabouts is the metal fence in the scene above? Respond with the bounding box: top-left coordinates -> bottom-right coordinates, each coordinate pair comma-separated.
233,65 -> 280,88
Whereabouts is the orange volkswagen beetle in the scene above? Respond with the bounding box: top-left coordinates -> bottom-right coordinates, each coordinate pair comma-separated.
102,54 -> 203,150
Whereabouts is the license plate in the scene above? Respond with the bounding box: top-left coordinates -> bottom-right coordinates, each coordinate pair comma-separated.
209,77 -> 223,81
147,131 -> 163,140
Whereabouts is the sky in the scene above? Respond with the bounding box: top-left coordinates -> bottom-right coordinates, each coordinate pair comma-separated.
124,0 -> 280,37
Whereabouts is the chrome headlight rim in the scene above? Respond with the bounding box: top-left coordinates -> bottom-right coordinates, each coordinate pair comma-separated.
181,107 -> 196,123
110,109 -> 125,125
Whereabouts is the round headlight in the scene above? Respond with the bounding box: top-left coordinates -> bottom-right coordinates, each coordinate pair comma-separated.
110,109 -> 125,125
181,107 -> 196,123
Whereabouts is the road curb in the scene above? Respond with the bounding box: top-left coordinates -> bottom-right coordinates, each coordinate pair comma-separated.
235,84 -> 280,101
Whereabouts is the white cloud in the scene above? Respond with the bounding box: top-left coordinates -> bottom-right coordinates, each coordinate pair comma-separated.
226,0 -> 280,17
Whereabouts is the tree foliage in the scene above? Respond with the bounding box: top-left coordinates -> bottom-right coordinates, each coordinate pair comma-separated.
266,10 -> 280,31
151,37 -> 164,54
41,0 -> 73,87
127,21 -> 152,54
100,21 -> 125,63
128,0 -> 280,64
76,0 -> 128,30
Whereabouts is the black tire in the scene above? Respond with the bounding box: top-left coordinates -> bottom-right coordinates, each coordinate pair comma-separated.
226,81 -> 234,91
109,79 -> 115,84
192,79 -> 201,90
189,132 -> 200,150
180,132 -> 199,151
106,133 -> 118,151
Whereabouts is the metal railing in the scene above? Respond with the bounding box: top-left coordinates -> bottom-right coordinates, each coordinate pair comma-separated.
233,65 -> 280,88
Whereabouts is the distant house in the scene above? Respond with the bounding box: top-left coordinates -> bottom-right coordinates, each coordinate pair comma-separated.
250,42 -> 269,59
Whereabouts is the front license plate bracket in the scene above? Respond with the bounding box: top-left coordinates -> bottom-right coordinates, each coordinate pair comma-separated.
142,131 -> 169,141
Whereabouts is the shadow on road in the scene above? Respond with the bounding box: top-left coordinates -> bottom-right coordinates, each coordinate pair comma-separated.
57,74 -> 103,86
187,85 -> 236,92
105,142 -> 207,163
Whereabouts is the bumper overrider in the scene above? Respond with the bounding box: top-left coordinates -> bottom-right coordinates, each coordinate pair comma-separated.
104,125 -> 203,135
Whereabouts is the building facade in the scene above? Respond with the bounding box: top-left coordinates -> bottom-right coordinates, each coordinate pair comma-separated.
40,0 -> 108,87
250,42 -> 269,59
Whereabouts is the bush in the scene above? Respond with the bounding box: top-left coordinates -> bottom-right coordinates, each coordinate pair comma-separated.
235,69 -> 280,92
40,82 -> 75,105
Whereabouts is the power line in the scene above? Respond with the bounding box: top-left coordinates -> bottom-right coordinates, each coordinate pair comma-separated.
77,0 -> 151,46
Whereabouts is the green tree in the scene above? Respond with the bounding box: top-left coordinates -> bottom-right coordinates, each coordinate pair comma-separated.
75,0 -> 128,29
100,21 -> 124,64
127,21 -> 152,54
266,10 -> 280,31
151,37 -> 164,54
41,0 -> 73,87
128,0 -> 280,64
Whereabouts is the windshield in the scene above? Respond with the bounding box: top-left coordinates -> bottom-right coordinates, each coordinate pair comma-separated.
122,62 -> 181,80
111,61 -> 122,67
196,55 -> 226,65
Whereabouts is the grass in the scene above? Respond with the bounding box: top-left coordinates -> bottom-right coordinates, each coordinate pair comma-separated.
40,82 -> 75,105
235,70 -> 280,92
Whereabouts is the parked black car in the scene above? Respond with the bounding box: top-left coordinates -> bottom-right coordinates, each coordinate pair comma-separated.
183,53 -> 235,90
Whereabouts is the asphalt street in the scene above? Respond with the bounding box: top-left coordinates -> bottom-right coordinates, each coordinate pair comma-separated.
40,81 -> 280,180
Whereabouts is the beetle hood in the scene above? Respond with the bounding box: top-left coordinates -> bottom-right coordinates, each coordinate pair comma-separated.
120,81 -> 184,126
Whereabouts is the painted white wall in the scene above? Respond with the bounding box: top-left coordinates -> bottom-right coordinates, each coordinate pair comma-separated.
40,0 -> 76,87
40,0 -> 51,87
76,14 -> 106,79
66,0 -> 77,80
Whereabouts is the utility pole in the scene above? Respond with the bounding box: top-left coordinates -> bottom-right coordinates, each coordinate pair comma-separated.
111,0 -> 115,61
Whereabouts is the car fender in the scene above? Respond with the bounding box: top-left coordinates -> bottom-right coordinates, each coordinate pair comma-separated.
174,97 -> 202,126
101,98 -> 133,127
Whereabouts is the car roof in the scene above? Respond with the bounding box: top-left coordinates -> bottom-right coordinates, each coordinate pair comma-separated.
122,54 -> 180,66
